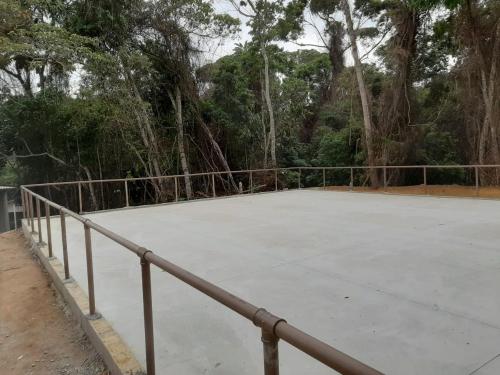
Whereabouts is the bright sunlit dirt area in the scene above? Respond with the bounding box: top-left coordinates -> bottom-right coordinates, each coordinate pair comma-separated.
0,231 -> 107,375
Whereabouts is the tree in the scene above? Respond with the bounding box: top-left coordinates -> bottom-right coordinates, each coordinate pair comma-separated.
229,0 -> 306,168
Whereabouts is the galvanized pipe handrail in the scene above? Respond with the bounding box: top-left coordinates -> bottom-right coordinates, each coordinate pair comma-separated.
20,172 -> 384,374
23,167 -> 294,188
22,163 -> 499,374
21,164 -> 500,188
144,252 -> 381,374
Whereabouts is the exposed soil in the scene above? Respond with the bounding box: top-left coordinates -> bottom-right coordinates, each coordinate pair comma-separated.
326,184 -> 500,199
0,231 -> 107,375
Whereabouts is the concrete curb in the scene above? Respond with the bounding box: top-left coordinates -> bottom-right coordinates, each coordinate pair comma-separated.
22,222 -> 145,375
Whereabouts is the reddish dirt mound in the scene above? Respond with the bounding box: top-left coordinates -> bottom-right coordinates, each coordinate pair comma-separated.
326,185 -> 500,199
0,231 -> 107,375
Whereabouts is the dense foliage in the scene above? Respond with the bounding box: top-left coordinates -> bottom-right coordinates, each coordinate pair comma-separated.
0,0 -> 499,191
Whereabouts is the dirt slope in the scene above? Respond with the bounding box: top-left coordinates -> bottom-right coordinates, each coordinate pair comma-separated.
0,231 -> 107,375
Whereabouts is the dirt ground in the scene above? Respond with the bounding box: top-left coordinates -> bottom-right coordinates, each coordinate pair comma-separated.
0,231 -> 107,375
326,184 -> 500,199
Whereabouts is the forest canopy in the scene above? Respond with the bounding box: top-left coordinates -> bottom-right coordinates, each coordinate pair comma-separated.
0,0 -> 499,191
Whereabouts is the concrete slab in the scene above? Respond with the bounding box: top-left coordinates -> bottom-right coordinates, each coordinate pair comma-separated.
35,190 -> 500,374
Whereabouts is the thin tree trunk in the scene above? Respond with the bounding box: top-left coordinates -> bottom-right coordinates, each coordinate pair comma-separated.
96,147 -> 105,210
466,2 -> 500,169
341,0 -> 379,187
122,60 -> 164,198
82,166 -> 98,211
261,43 -> 277,168
170,86 -> 193,199
261,75 -> 269,168
198,118 -> 238,192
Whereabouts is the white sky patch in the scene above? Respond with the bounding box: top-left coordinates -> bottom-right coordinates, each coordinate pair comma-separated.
206,1 -> 379,67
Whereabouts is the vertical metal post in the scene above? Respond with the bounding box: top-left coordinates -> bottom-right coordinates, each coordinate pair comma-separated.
13,201 -> 17,230
383,167 -> 387,191
212,173 -> 216,198
141,257 -> 156,375
323,168 -> 326,189
36,198 -> 42,243
23,191 -> 27,221
21,190 -> 25,223
60,210 -> 70,280
24,191 -> 28,224
298,168 -> 302,189
250,171 -> 253,193
423,167 -> 428,194
84,223 -> 97,317
175,177 -> 178,202
262,328 -> 280,375
125,180 -> 129,207
275,169 -> 278,191
475,166 -> 479,196
78,182 -> 83,213
45,202 -> 53,258
350,168 -> 354,191
29,194 -> 35,231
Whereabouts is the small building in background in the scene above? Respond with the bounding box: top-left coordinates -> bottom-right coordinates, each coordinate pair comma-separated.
0,186 -> 16,233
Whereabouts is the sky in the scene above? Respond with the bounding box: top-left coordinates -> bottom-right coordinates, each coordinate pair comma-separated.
205,1 -> 376,66
206,2 -> 330,61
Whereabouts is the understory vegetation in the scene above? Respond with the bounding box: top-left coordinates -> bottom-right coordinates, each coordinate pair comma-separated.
0,0 -> 499,195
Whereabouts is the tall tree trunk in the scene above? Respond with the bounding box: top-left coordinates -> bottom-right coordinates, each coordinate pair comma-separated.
170,85 -> 193,199
122,63 -> 164,198
261,74 -> 269,167
198,118 -> 238,192
327,21 -> 345,103
341,0 -> 379,187
82,166 -> 98,211
465,1 -> 500,170
261,42 -> 277,168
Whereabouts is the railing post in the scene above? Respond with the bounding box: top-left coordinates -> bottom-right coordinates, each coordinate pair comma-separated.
125,180 -> 129,207
45,202 -> 53,258
29,194 -> 35,231
60,210 -> 70,280
298,168 -> 302,189
212,173 -> 216,198
141,255 -> 156,375
475,166 -> 479,196
13,198 -> 17,230
275,169 -> 278,192
423,166 -> 428,194
22,191 -> 27,223
175,177 -> 179,202
323,168 -> 326,189
350,168 -> 354,191
84,222 -> 98,318
24,191 -> 28,225
24,192 -> 28,222
21,190 -> 25,223
36,198 -> 42,243
250,171 -> 253,194
262,328 -> 280,375
78,182 -> 83,213
383,167 -> 387,191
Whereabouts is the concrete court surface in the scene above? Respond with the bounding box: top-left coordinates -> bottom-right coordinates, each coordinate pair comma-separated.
34,190 -> 500,374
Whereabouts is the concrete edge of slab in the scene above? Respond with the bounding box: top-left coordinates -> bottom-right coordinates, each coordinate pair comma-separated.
21,222 -> 145,375
75,186 -> 500,218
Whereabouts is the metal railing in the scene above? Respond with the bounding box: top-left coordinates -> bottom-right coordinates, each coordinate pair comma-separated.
20,164 -> 500,374
23,164 -> 500,214
21,167 -> 388,375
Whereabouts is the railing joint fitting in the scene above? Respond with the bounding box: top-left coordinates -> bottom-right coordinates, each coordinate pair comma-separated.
253,308 -> 287,336
138,247 -> 152,263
